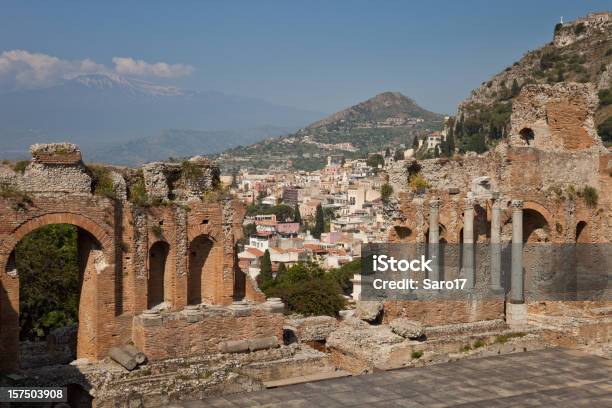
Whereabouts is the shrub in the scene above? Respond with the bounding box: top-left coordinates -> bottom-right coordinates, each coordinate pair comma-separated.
574,22 -> 586,35
151,225 -> 163,239
459,345 -> 472,353
408,173 -> 429,191
128,172 -> 149,207
565,185 -> 576,201
13,160 -> 29,174
580,186 -> 598,208
494,332 -> 527,344
262,262 -> 346,317
380,183 -> 393,203
181,160 -> 203,182
598,88 -> 612,107
88,165 -> 116,200
411,350 -> 423,359
473,339 -> 486,349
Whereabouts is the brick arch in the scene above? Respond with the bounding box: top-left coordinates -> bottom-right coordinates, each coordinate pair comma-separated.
2,212 -> 113,264
0,212 -> 115,370
187,223 -> 222,243
522,201 -> 554,228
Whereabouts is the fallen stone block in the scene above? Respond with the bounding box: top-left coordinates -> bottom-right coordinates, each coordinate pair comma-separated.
390,318 -> 425,340
124,344 -> 147,364
109,346 -> 137,371
248,336 -> 279,352
219,340 -> 250,353
356,301 -> 383,322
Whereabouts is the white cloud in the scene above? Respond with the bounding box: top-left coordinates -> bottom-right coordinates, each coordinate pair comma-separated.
0,50 -> 193,91
0,50 -> 106,90
112,57 -> 193,78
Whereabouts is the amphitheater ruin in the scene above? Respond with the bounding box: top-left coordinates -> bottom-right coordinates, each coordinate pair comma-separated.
0,82 -> 609,406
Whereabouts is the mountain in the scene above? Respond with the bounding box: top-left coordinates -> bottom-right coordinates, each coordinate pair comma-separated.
452,12 -> 612,152
0,73 -> 323,161
219,92 -> 444,171
308,91 -> 441,130
89,127 -> 294,165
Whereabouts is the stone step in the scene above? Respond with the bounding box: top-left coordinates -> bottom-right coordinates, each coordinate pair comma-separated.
263,370 -> 352,388
591,306 -> 612,317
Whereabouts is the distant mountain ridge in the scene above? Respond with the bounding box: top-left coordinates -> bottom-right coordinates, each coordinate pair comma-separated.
309,91 -> 442,129
0,73 -> 323,162
220,92 -> 444,171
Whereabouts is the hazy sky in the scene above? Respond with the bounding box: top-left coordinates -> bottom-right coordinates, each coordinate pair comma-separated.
0,1 -> 609,114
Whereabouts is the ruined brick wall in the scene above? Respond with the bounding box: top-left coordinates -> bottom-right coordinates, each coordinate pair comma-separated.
387,83 -> 611,325
0,143 -> 267,372
132,307 -> 284,361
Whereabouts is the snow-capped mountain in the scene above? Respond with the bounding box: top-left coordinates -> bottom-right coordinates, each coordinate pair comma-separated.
0,73 -> 323,162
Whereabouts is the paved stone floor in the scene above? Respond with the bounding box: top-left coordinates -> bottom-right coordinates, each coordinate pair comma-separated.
180,348 -> 611,407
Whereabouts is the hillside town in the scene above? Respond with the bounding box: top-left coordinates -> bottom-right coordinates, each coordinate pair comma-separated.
227,149 -> 406,279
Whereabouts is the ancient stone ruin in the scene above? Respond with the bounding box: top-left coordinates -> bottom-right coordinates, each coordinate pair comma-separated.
0,145 -> 282,372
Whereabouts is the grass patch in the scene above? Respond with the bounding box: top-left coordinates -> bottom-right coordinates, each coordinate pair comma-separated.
473,339 -> 486,349
494,332 -> 527,344
13,160 -> 29,174
88,165 -> 117,200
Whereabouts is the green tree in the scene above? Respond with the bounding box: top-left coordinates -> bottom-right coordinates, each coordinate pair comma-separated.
276,262 -> 287,277
243,223 -> 256,238
230,170 -> 238,188
293,203 -> 302,225
510,79 -> 521,97
16,224 -> 80,340
313,203 -> 324,239
259,249 -> 273,286
380,183 -> 393,203
384,147 -> 391,157
393,149 -> 404,161
366,153 -> 384,169
597,116 -> 612,144
262,262 -> 346,316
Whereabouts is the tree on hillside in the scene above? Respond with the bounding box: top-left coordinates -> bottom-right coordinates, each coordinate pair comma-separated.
293,204 -> 302,225
366,154 -> 384,169
313,203 -> 324,239
393,149 -> 404,161
230,170 -> 238,188
510,79 -> 521,97
380,183 -> 394,204
384,147 -> 391,157
259,249 -> 273,286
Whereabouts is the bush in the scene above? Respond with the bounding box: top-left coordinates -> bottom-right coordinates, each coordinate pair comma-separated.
380,183 -> 393,203
16,224 -> 80,340
262,262 -> 346,317
88,165 -> 116,200
411,350 -> 423,359
598,88 -> 612,107
408,173 -> 429,191
13,160 -> 29,174
128,172 -> 149,207
597,116 -> 612,144
180,160 -> 203,182
580,186 -> 598,208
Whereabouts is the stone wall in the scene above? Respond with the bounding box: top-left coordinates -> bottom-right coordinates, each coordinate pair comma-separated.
132,306 -> 284,361
0,143 -> 271,372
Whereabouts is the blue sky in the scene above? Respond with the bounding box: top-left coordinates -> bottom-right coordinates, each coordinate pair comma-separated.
0,1 -> 609,114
